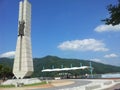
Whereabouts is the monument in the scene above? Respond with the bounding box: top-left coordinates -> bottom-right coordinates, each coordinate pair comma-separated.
13,0 -> 33,79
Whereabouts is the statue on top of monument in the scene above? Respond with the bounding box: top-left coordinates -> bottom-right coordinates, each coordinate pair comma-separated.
18,20 -> 25,36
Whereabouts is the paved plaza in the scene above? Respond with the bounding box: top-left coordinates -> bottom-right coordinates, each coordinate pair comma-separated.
32,79 -> 120,90
1,79 -> 120,90
34,79 -> 91,90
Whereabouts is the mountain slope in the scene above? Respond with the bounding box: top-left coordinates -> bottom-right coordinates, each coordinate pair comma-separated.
0,56 -> 120,77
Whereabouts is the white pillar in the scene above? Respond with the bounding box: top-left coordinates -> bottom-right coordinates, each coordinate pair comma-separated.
13,0 -> 33,79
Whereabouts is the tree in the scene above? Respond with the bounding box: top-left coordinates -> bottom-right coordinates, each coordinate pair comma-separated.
102,0 -> 120,25
0,64 -> 13,80
0,65 -> 3,78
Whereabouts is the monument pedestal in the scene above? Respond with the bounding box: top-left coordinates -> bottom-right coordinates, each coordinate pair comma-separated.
1,78 -> 41,86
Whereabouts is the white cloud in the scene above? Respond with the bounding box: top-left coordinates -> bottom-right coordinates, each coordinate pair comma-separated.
95,24 -> 120,32
0,51 -> 15,58
90,58 -> 102,63
58,39 -> 109,52
104,53 -> 118,58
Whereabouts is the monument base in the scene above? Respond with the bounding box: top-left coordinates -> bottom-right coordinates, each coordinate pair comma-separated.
1,78 -> 41,86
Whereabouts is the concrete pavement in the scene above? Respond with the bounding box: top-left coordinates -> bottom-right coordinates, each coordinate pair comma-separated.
32,79 -> 120,90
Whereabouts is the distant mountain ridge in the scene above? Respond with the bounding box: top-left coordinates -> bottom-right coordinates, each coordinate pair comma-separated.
0,55 -> 120,77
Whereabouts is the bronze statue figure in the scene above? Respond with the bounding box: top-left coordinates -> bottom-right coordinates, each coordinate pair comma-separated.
18,20 -> 25,36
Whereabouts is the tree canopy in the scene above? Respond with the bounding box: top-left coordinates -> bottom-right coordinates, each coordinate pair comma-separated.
0,64 -> 13,80
102,0 -> 120,25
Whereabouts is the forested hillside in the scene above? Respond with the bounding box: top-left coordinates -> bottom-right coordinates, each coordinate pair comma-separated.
0,56 -> 120,77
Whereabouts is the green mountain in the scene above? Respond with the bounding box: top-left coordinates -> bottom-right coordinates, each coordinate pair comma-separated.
0,55 -> 120,77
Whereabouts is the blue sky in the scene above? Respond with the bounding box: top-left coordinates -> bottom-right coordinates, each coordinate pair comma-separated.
0,0 -> 120,66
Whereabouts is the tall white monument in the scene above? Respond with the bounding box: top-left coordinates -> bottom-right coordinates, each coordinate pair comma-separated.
13,0 -> 33,79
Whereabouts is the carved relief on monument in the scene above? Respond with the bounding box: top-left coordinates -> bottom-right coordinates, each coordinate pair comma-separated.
18,20 -> 25,36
